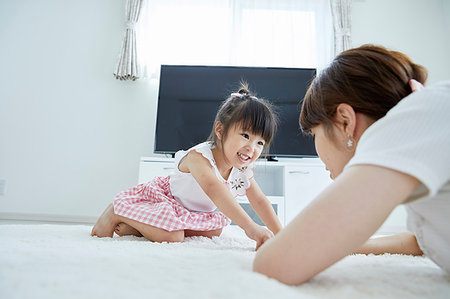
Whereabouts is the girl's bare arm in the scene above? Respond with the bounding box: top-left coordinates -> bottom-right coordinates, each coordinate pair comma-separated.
246,178 -> 282,234
184,151 -> 272,248
253,165 -> 420,285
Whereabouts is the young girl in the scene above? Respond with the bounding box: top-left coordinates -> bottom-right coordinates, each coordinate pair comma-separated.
91,85 -> 282,249
254,45 -> 450,284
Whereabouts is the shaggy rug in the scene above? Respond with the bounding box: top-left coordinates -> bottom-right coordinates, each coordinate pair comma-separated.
0,224 -> 449,299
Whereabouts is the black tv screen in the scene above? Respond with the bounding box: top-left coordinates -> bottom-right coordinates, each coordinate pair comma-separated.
154,65 -> 317,159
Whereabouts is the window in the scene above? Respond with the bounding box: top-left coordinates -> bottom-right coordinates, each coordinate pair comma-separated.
137,0 -> 333,77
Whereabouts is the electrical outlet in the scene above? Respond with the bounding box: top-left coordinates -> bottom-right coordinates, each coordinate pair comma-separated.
0,179 -> 7,195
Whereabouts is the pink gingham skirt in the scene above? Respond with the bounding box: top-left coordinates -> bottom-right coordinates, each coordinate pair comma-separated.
113,176 -> 231,232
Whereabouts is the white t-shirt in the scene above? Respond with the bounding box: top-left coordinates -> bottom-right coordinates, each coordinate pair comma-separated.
345,81 -> 450,273
169,142 -> 254,212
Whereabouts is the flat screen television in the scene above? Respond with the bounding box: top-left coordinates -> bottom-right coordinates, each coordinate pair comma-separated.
154,65 -> 317,159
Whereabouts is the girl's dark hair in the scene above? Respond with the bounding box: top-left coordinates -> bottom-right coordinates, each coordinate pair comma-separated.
207,82 -> 278,153
299,44 -> 428,136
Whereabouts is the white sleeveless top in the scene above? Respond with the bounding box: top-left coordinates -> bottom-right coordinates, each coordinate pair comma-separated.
169,142 -> 255,212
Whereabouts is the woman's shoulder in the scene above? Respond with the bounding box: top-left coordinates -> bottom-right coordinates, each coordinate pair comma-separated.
416,80 -> 450,98
347,81 -> 450,197
427,80 -> 450,91
376,80 -> 450,125
401,80 -> 450,108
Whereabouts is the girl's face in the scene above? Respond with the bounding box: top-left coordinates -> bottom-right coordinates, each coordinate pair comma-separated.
311,124 -> 354,179
218,123 -> 265,169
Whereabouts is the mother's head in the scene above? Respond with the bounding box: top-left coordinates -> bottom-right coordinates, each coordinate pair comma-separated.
300,44 -> 427,179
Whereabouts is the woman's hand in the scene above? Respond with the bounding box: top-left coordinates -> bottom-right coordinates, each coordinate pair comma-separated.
245,224 -> 274,250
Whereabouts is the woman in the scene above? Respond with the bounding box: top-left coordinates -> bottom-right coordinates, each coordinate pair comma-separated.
253,44 -> 450,285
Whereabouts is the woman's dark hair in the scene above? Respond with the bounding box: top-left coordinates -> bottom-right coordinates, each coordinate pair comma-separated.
207,82 -> 278,153
299,44 -> 428,136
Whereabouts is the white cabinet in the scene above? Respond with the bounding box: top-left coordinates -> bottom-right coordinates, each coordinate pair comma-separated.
138,158 -> 175,184
138,157 -> 407,233
284,165 -> 332,224
139,157 -> 331,226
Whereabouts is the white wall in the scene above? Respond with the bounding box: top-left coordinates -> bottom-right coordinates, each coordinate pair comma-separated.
0,0 -> 449,223
0,0 -> 158,221
352,0 -> 450,83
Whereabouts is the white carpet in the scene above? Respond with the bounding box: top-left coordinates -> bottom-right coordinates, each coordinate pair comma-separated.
1,224 -> 449,299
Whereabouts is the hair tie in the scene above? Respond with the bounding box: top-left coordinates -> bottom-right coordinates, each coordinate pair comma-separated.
409,79 -> 424,93
230,92 -> 259,101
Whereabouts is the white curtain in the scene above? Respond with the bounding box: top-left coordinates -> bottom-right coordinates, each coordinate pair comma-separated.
136,0 -> 333,79
330,0 -> 352,55
113,0 -> 144,81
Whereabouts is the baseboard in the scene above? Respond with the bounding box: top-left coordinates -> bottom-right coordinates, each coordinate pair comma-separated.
0,212 -> 96,225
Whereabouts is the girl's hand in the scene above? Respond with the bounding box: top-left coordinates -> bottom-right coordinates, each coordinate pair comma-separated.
245,224 -> 274,250
245,178 -> 283,235
185,151 -> 276,247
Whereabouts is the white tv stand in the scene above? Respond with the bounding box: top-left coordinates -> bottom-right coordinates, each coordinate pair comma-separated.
138,156 -> 332,226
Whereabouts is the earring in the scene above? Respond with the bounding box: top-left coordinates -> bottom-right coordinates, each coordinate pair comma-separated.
347,134 -> 353,147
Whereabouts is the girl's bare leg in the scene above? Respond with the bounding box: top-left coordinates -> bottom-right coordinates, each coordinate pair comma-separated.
91,203 -> 117,237
91,203 -> 184,242
355,232 -> 423,256
117,223 -> 223,239
115,223 -> 143,237
185,228 -> 223,238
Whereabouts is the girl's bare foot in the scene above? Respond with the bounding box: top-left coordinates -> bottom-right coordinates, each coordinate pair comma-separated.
115,223 -> 143,237
91,203 -> 118,237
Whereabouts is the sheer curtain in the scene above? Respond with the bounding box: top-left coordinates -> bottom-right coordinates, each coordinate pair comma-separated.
114,0 -> 144,81
330,0 -> 352,55
136,0 -> 333,78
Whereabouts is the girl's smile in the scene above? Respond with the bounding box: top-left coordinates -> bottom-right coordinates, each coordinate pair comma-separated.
213,122 -> 265,173
237,152 -> 252,163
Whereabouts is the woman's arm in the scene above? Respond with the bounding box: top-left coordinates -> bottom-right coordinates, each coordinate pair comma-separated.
253,164 -> 420,285
355,232 -> 423,255
246,178 -> 282,235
